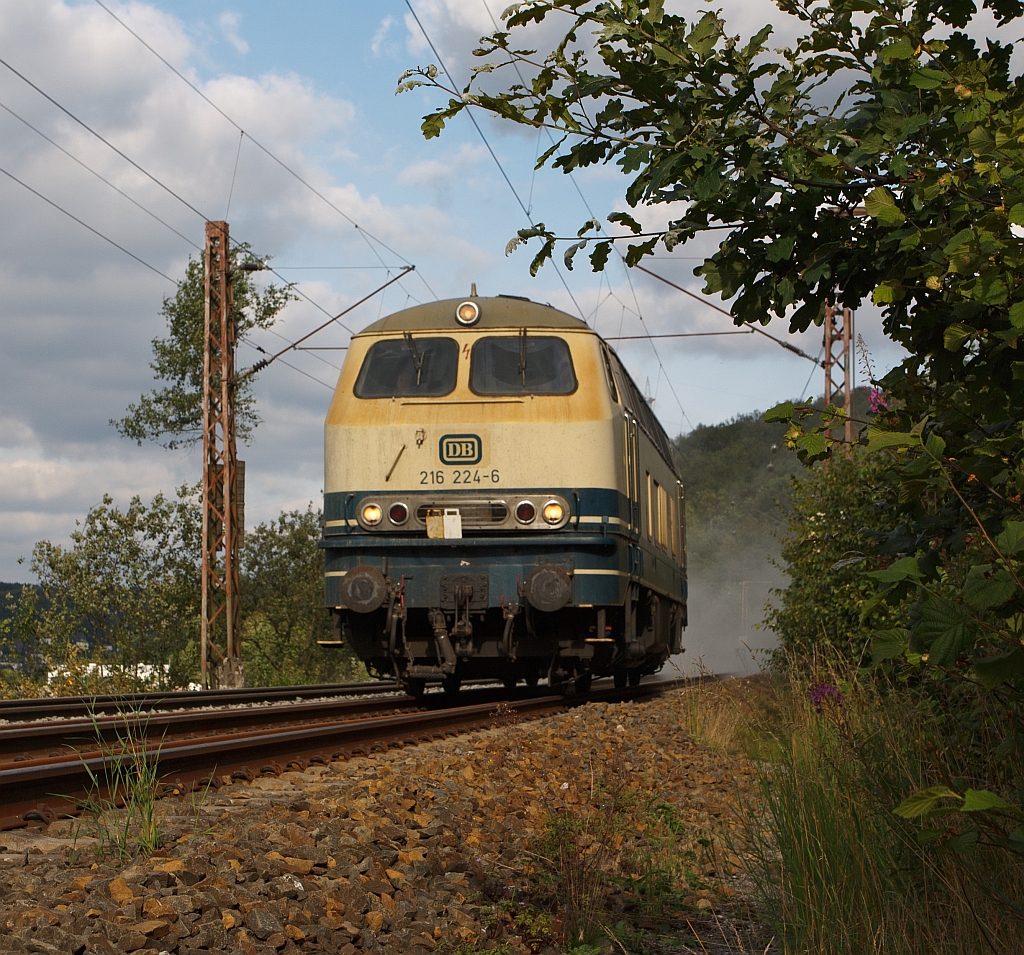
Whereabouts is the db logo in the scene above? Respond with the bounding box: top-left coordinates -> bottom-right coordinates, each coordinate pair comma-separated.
439,434 -> 482,465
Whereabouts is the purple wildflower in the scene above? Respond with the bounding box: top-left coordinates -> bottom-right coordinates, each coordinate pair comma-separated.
809,683 -> 843,713
868,387 -> 889,413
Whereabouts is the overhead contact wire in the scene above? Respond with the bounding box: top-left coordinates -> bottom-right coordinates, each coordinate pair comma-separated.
405,0 -> 587,322
90,0 -> 439,304
0,163 -> 176,283
0,99 -> 202,251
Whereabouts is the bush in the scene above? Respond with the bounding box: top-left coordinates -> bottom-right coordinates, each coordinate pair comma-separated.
764,450 -> 907,662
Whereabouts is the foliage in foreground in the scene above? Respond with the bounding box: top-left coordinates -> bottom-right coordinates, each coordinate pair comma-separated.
0,495 -> 363,695
692,669 -> 1024,955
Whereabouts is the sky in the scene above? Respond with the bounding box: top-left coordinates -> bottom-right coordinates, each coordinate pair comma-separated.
0,0 -> 915,582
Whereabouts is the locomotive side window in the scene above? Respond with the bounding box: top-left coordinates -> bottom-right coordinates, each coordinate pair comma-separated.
354,336 -> 459,398
469,335 -> 577,395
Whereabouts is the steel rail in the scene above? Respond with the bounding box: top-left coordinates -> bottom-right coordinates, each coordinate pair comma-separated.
0,678 -> 691,831
0,695 -> 419,763
0,680 -> 404,723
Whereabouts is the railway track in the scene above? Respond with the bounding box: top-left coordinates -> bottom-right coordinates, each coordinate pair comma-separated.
0,677 -> 691,832
0,679 -> 405,723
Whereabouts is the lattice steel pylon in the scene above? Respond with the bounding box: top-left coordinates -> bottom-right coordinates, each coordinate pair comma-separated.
823,303 -> 855,447
201,221 -> 244,690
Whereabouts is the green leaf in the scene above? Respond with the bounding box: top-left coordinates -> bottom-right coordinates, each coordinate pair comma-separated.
865,556 -> 923,584
916,594 -> 975,665
866,428 -> 920,452
909,67 -> 947,89
996,521 -> 1024,555
796,432 -> 829,460
944,227 -> 976,256
872,283 -> 896,304
894,786 -> 961,819
589,241 -> 611,272
1009,302 -> 1024,329
943,323 -> 974,350
962,564 -> 1017,611
763,401 -> 795,423
607,211 -> 643,235
563,240 -> 586,271
1008,203 -> 1024,226
879,37 -> 916,61
420,112 -> 447,139
686,11 -> 720,57
871,628 -> 910,663
974,646 -> 1024,688
865,187 -> 905,226
960,789 -> 1015,813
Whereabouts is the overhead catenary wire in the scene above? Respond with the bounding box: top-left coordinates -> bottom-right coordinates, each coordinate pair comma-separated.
0,54 -> 208,222
90,0 -> 439,305
477,0 -> 693,432
0,99 -> 202,252
404,0 -> 587,322
605,331 -> 755,340
632,263 -> 825,368
0,60 -> 390,378
247,267 -> 414,374
240,338 -> 335,390
0,162 -> 176,283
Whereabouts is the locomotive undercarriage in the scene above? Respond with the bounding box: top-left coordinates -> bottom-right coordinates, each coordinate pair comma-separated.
334,582 -> 680,698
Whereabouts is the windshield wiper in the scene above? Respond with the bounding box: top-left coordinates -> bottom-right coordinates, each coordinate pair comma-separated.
403,330 -> 425,386
518,327 -> 528,387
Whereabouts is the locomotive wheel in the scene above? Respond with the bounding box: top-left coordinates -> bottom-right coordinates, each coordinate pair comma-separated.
575,672 -> 592,695
628,670 -> 642,687
613,670 -> 627,690
442,675 -> 462,697
502,675 -> 518,690
403,678 -> 425,700
525,671 -> 539,687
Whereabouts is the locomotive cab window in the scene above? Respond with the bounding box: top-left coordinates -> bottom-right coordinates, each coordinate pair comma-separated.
354,336 -> 458,398
470,334 -> 577,395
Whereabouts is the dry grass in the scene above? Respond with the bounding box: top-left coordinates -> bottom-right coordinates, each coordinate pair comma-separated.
678,668 -> 1024,955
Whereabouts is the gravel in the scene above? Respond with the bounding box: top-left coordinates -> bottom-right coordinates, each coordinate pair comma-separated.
0,686 -> 773,954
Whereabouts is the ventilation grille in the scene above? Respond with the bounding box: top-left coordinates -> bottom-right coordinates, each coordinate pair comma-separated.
415,501 -> 509,526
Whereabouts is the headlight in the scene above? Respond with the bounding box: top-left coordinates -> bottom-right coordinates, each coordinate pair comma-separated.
361,503 -> 383,525
455,301 -> 480,325
388,502 -> 409,525
515,500 -> 536,524
542,501 -> 564,524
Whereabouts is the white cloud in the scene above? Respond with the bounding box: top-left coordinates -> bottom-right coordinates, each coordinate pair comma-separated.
371,15 -> 395,56
0,0 -> 505,579
217,10 -> 248,55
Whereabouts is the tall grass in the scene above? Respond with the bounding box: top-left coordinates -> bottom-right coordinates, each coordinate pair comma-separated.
78,705 -> 166,861
714,666 -> 1024,955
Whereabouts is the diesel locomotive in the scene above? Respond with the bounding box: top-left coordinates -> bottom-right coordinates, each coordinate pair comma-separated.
321,294 -> 686,695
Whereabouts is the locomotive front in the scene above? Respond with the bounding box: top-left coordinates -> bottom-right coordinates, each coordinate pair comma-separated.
322,295 -> 685,695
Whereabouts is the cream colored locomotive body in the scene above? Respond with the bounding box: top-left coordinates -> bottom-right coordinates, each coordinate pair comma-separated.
323,296 -> 686,694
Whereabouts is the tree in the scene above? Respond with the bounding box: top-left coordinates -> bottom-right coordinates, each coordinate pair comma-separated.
240,507 -> 366,686
113,245 -> 293,449
403,0 -> 1024,856
3,489 -> 201,694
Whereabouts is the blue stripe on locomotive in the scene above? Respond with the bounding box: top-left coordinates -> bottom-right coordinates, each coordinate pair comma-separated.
321,486 -> 687,610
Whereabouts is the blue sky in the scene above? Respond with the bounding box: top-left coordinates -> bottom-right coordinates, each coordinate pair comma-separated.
0,0 -> 909,579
